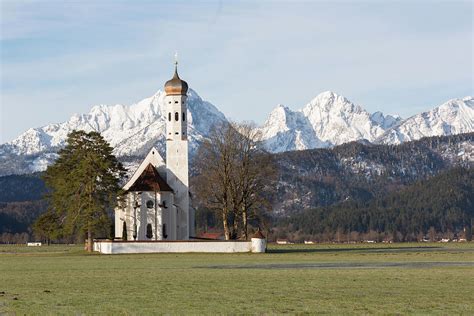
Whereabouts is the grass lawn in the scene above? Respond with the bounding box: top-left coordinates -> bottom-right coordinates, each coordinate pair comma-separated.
0,242 -> 473,315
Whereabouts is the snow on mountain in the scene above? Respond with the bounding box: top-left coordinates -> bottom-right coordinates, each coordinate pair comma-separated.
258,105 -> 329,152
376,96 -> 474,145
1,88 -> 472,176
0,89 -> 227,175
259,91 -> 402,152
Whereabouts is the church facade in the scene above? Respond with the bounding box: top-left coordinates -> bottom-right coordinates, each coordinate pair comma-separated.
114,63 -> 195,241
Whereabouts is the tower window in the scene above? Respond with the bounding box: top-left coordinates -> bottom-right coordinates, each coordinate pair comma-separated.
182,112 -> 185,121
168,112 -> 171,121
175,112 -> 179,121
168,101 -> 171,104
175,132 -> 179,135
175,101 -> 179,104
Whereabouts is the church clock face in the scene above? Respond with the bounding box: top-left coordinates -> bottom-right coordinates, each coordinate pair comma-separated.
146,200 -> 154,209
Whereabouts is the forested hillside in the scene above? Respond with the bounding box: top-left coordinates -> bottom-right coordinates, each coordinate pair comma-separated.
0,173 -> 47,202
0,133 -> 472,242
276,167 -> 473,242
272,133 -> 472,214
0,173 -> 48,242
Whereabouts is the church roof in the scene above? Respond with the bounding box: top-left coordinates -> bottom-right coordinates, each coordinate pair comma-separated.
164,64 -> 188,96
127,163 -> 173,192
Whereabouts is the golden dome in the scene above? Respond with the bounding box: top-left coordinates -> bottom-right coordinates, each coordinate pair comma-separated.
164,64 -> 188,96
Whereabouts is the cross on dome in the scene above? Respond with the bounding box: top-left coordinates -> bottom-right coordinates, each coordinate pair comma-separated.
164,53 -> 188,96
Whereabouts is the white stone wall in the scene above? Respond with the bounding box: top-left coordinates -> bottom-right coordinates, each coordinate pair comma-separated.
165,93 -> 190,240
251,238 -> 267,253
165,94 -> 188,141
115,191 -> 175,241
93,240 -> 263,254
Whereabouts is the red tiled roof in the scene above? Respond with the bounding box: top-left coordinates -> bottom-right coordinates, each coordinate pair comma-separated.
127,163 -> 173,192
198,232 -> 224,240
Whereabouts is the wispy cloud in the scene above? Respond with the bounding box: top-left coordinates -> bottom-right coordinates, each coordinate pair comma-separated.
1,1 -> 472,143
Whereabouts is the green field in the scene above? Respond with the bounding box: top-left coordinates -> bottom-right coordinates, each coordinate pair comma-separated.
0,243 -> 473,315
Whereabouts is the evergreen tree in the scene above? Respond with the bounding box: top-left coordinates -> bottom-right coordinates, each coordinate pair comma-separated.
32,210 -> 61,245
40,131 -> 125,251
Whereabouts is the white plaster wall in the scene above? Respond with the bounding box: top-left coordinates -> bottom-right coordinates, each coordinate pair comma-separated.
165,95 -> 188,141
114,207 -> 123,239
94,241 -> 253,254
251,238 -> 267,253
93,241 -> 112,253
165,93 -> 190,240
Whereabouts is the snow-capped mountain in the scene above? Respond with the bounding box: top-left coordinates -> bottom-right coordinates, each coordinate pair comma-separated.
258,91 -> 402,152
1,89 -> 472,176
376,96 -> 474,144
0,89 -> 227,175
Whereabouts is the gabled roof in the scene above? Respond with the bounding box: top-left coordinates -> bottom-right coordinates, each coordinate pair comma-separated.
127,163 -> 173,192
123,147 -> 166,191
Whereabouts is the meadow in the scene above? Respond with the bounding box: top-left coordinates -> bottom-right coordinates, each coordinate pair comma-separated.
0,243 -> 473,315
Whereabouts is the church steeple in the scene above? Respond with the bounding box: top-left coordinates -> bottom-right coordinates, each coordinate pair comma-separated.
164,57 -> 192,239
164,57 -> 188,96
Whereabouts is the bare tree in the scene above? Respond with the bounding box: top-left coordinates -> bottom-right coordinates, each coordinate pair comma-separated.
230,122 -> 276,239
195,122 -> 277,240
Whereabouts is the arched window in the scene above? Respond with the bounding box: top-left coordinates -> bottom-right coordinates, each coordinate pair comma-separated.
146,224 -> 153,239
168,112 -> 171,121
182,112 -> 185,121
163,224 -> 167,239
175,112 -> 179,121
122,222 -> 127,240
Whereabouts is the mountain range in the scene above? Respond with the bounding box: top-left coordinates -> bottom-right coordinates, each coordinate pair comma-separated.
0,89 -> 472,176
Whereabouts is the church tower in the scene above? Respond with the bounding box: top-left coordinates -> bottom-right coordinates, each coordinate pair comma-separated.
164,60 -> 193,239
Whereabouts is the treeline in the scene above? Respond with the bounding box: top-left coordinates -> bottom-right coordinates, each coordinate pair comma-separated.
0,200 -> 47,243
276,167 -> 473,242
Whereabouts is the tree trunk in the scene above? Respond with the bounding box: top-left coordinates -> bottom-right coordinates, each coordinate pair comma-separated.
242,207 -> 248,240
232,212 -> 239,240
222,211 -> 230,240
86,226 -> 93,252
466,218 -> 473,242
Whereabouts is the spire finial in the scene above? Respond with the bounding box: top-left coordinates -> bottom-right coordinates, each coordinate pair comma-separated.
173,52 -> 179,77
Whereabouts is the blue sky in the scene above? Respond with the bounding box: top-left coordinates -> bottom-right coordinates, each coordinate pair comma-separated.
1,0 -> 472,143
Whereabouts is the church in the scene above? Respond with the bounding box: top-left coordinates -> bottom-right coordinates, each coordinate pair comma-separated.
114,62 -> 195,241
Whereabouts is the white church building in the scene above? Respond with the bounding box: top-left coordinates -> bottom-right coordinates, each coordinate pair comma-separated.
94,62 -> 266,254
114,62 -> 194,241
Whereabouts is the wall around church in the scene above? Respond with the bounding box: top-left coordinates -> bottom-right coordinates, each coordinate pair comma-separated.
93,240 -> 265,254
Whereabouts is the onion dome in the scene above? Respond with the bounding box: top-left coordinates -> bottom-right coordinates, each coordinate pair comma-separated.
164,63 -> 188,96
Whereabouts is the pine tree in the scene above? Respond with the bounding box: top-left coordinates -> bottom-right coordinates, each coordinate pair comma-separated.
33,210 -> 61,245
41,130 -> 125,251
